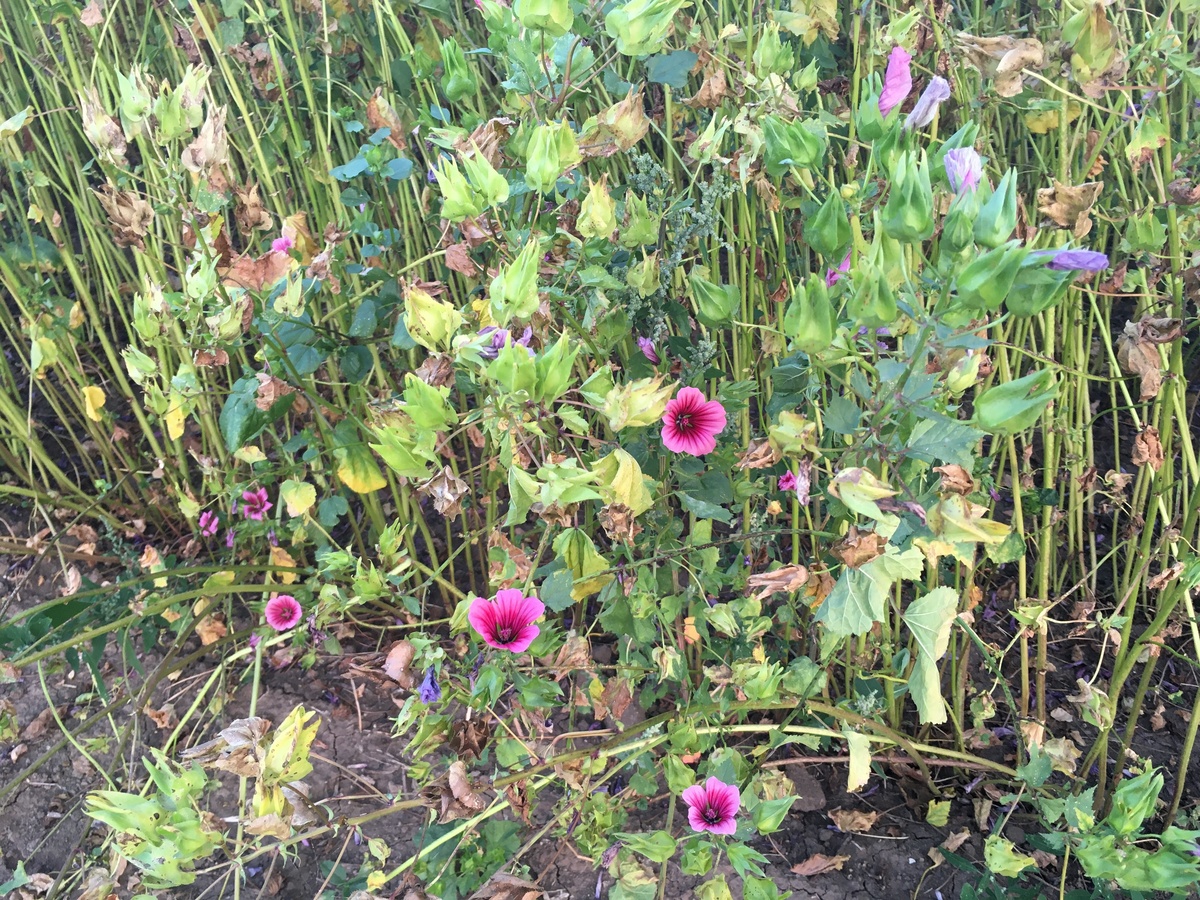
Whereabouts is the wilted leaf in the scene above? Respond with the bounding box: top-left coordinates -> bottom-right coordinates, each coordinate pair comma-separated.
80,1 -> 104,27
598,503 -> 643,544
746,564 -> 809,601
830,525 -> 885,568
383,641 -> 418,689
94,184 -> 153,249
366,87 -> 407,151
541,632 -> 591,680
195,611 -> 228,645
82,385 -> 106,422
235,182 -> 273,233
418,466 -> 469,518
429,760 -> 488,823
1036,180 -> 1102,238
467,872 -> 541,900
687,66 -> 729,109
735,438 -> 781,470
1132,425 -> 1164,470
221,250 -> 292,290
934,464 -> 974,495
269,545 -> 299,584
488,531 -> 532,589
956,33 -> 1045,97
790,853 -> 849,876
180,716 -> 271,777
279,479 -> 316,517
444,242 -> 478,276
829,808 -> 879,833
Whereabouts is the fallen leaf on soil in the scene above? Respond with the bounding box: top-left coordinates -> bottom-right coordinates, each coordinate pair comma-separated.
1131,426 -> 1164,470
790,853 -> 850,876
145,703 -> 177,730
382,640 -> 418,689
929,828 -> 972,866
468,872 -> 541,900
829,807 -> 879,833
195,611 -> 228,645
21,707 -> 58,741
746,564 -> 809,600
1151,703 -> 1166,731
10,742 -> 27,763
1036,180 -> 1102,238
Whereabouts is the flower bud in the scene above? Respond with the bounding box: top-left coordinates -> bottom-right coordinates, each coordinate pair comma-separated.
845,261 -> 897,327
489,239 -> 542,324
1004,257 -> 1074,317
513,0 -> 573,37
80,87 -> 127,167
524,121 -> 580,194
117,67 -> 153,140
753,23 -> 794,78
440,39 -> 477,103
619,193 -> 660,247
434,157 -> 483,222
954,241 -> 1028,311
585,88 -> 651,154
460,147 -> 509,208
882,150 -> 934,244
761,116 -> 822,176
855,82 -> 887,142
627,252 -> 661,298
943,146 -> 983,195
783,277 -> 836,355
689,269 -> 739,326
534,333 -> 580,402
973,169 -> 1018,248
940,193 -> 979,254
878,46 -> 912,118
605,0 -> 691,57
804,191 -> 852,259
577,175 -> 617,239
405,284 -> 464,350
945,352 -> 984,395
904,76 -> 951,131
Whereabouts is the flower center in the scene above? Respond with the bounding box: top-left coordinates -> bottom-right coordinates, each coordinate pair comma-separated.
496,626 -> 515,643
675,412 -> 693,432
702,805 -> 722,825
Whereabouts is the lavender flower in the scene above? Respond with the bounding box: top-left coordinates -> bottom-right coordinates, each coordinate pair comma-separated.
905,76 -> 951,130
418,667 -> 442,703
944,147 -> 982,194
1045,249 -> 1110,272
478,326 -> 535,360
225,528 -> 236,549
637,336 -> 660,364
878,46 -> 913,118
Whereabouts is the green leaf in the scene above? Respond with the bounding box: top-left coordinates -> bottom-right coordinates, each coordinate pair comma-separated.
984,835 -> 1036,878
814,568 -> 881,637
616,830 -> 677,864
0,106 -> 32,140
726,842 -> 768,879
1016,742 -> 1053,788
906,417 -> 983,468
540,568 -> 576,613
317,495 -> 349,527
903,587 -> 958,724
926,799 -> 951,827
644,50 -> 698,89
744,875 -> 791,900
676,491 -> 733,524
752,796 -> 795,835
340,345 -> 374,382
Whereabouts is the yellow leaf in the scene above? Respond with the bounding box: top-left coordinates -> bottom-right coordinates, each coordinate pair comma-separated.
270,545 -> 299,584
336,443 -> 388,494
592,448 -> 656,516
164,391 -> 187,440
83,385 -> 106,422
235,445 -> 267,464
845,728 -> 871,791
279,479 -> 316,517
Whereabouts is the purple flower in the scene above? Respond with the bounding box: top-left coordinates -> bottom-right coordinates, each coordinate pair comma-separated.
637,336 -> 660,364
905,76 -> 951,130
944,147 -> 982,194
418,667 -> 442,703
271,235 -> 294,255
778,471 -> 797,493
879,46 -> 913,118
478,326 -> 535,360
225,528 -> 236,549
826,251 -> 851,286
240,487 -> 272,521
1045,249 -> 1109,272
199,510 -> 219,537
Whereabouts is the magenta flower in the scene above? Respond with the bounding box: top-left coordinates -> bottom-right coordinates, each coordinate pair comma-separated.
878,46 -> 912,118
944,147 -> 982,194
637,336 -> 660,364
199,510 -> 219,537
778,471 -> 797,493
225,528 -> 236,549
662,387 -> 727,456
826,251 -> 852,287
681,777 -> 741,835
240,488 -> 272,521
468,589 -> 545,653
265,594 -> 303,631
905,76 -> 951,130
271,235 -> 295,254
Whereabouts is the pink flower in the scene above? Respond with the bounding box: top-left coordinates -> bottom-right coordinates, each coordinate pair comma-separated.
637,336 -> 660,364
826,251 -> 851,287
778,471 -> 797,493
199,510 -> 219,537
662,387 -> 727,456
681,777 -> 740,835
265,594 -> 303,631
240,488 -> 272,521
468,589 -> 545,653
271,235 -> 295,254
878,46 -> 913,118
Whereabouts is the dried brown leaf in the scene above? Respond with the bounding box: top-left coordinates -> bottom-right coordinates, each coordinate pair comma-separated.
934,464 -> 975,495
445,242 -> 479,276
830,525 -> 886,569
220,250 -> 292,291
383,640 -> 418,689
255,374 -> 298,411
418,466 -> 469,518
790,853 -> 850,876
1036,180 -> 1102,238
1132,425 -> 1164,471
80,0 -> 103,26
829,807 -> 879,833
956,33 -> 1045,97
735,438 -> 781,470
94,184 -> 153,249
487,531 -> 532,590
598,503 -> 642,544
366,88 -> 406,151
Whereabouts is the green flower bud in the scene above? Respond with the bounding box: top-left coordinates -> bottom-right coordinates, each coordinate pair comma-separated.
1124,208 -> 1166,254
793,58 -> 820,94
753,23 -> 794,78
513,0 -> 573,37
479,0 -> 516,35
434,157 -> 483,222
534,333 -> 580,402
855,86 -> 887,142
524,121 -> 579,194
941,192 -> 979,254
973,369 -> 1057,434
882,150 -> 934,244
405,284 -> 464,350
619,193 -> 660,247
845,261 -> 897,328
973,169 -> 1018,249
605,0 -> 691,57
117,67 -> 153,140
761,116 -> 822,176
945,352 -> 983,395
954,241 -> 1028,311
440,39 -> 477,104
783,277 -> 836,355
460,147 -> 509,208
490,239 -> 542,324
804,191 -> 852,259
1004,257 -> 1074,318
577,174 -> 617,240
930,121 -> 980,185
627,252 -> 661,298
689,269 -> 739,326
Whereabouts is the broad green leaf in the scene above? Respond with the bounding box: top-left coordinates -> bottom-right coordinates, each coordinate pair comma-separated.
616,830 -> 677,863
984,835 -> 1036,877
540,568 -> 575,613
828,468 -> 900,537
553,528 -> 613,599
644,50 -> 698,89
279,480 -> 316,517
903,587 -> 958,724
926,799 -> 950,827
